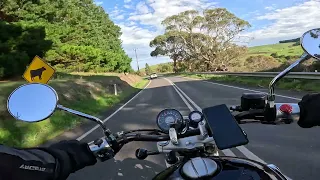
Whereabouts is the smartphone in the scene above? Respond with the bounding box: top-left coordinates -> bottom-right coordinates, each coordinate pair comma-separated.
202,104 -> 249,150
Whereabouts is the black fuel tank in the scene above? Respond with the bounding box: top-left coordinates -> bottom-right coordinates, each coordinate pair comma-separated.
153,156 -> 286,180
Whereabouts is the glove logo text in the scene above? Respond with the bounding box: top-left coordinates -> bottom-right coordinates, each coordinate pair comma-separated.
19,164 -> 46,172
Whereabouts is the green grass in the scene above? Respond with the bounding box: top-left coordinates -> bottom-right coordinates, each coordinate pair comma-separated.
181,74 -> 320,92
248,42 -> 304,57
0,73 -> 148,148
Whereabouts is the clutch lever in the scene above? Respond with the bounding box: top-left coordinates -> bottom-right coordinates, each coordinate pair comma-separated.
135,148 -> 160,160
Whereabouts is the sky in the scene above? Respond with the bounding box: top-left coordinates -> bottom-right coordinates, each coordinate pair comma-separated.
94,0 -> 320,70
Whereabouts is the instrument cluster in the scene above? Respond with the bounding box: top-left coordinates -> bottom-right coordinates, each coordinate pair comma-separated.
156,109 -> 204,133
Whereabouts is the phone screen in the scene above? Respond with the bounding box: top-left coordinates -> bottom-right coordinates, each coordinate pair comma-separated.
202,104 -> 249,150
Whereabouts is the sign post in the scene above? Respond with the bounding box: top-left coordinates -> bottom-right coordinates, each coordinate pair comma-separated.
23,56 -> 55,84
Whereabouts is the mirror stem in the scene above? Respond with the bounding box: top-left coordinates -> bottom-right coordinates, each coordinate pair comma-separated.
268,53 -> 311,106
57,104 -> 109,135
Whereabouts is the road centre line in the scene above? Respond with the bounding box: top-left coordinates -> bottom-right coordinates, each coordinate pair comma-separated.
168,77 -> 266,162
77,80 -> 152,141
177,77 -> 293,180
166,78 -> 194,111
164,78 -> 236,157
159,78 -> 196,168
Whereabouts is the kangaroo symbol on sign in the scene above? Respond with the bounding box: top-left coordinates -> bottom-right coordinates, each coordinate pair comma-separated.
30,67 -> 46,81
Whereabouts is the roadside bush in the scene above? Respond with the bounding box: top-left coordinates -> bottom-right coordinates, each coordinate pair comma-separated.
244,55 -> 280,72
270,52 -> 278,58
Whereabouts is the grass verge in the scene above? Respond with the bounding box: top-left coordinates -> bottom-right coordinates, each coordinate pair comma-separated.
180,74 -> 320,92
0,73 -> 148,148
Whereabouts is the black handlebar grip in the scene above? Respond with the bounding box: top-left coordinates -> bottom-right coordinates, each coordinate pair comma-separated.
263,104 -> 277,124
298,93 -> 320,128
135,148 -> 148,160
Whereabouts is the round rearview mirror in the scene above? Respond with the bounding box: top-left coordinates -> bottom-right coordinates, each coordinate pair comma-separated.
301,28 -> 320,60
7,83 -> 58,122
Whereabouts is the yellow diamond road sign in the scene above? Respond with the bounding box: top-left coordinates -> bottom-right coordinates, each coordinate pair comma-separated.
23,56 -> 55,84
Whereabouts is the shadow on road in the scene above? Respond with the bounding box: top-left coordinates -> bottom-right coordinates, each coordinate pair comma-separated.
68,157 -> 164,180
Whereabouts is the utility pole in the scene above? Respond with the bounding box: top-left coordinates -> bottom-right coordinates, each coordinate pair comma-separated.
134,48 -> 140,71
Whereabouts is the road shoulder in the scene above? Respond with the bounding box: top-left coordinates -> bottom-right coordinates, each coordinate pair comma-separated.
41,80 -> 150,147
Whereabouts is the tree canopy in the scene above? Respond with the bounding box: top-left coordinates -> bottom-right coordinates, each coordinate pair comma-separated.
150,8 -> 250,72
0,0 -> 132,79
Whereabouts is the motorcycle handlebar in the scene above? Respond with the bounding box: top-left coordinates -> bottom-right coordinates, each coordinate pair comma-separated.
234,103 -> 300,122
89,103 -> 300,161
122,128 -> 200,142
88,128 -> 200,161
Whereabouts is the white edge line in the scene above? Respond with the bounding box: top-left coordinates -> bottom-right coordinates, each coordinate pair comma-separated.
221,149 -> 236,157
184,76 -> 302,101
77,80 -> 152,141
236,147 -> 292,180
236,146 -> 266,164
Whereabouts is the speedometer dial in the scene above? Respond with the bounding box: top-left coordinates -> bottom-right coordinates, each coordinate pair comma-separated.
156,109 -> 183,133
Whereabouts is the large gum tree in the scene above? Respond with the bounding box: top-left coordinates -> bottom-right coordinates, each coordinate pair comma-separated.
150,8 -> 251,72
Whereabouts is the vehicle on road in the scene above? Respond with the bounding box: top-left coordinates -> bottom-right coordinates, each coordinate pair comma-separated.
150,73 -> 157,79
6,28 -> 320,179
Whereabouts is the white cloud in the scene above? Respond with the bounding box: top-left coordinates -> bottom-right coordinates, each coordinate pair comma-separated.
246,0 -> 320,45
114,15 -> 125,20
128,0 -> 217,29
94,0 -> 103,5
109,6 -> 125,19
124,4 -> 134,9
264,6 -> 275,10
136,1 -> 150,14
115,0 -> 217,69
117,23 -> 170,69
264,3 -> 277,11
118,24 -> 158,46
128,21 -> 136,26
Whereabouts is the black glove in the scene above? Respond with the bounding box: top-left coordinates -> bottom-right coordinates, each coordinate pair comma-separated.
298,93 -> 320,128
46,140 -> 97,180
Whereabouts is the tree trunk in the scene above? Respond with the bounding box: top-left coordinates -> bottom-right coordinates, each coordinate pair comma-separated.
0,11 -> 16,22
173,59 -> 177,73
188,62 -> 192,72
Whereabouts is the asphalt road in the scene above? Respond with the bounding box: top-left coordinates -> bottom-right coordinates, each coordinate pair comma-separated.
68,76 -> 319,180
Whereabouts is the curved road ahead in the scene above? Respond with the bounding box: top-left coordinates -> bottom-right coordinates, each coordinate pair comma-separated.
68,76 -> 319,180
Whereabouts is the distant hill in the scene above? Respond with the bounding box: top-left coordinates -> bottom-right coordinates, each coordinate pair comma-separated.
238,41 -> 311,72
248,42 -> 303,57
